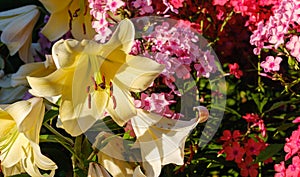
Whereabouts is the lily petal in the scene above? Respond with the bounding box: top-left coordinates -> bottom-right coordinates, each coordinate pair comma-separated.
106,80 -> 136,126
39,0 -> 71,13
94,132 -> 136,177
102,19 -> 134,56
1,8 -> 40,62
115,55 -> 164,92
133,166 -> 147,177
131,109 -> 202,177
27,69 -> 68,97
11,55 -> 56,87
40,9 -> 70,41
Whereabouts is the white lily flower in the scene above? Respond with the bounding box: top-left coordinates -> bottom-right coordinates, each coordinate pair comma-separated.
27,19 -> 164,136
0,97 -> 57,176
131,107 -> 209,177
0,5 -> 40,63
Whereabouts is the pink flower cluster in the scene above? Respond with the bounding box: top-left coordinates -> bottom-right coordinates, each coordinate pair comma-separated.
134,93 -> 180,119
250,0 -> 300,55
219,130 -> 271,177
88,0 -> 125,42
137,21 -> 217,91
274,124 -> 300,177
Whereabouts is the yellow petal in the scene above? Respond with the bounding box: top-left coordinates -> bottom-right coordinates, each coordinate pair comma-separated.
41,9 -> 70,41
101,19 -> 134,56
39,0 -> 71,13
58,68 -> 108,136
106,81 -> 136,126
70,0 -> 96,40
11,55 -> 56,87
27,69 -> 68,97
6,98 -> 44,142
131,110 -> 200,177
94,132 -> 136,177
114,55 -> 164,92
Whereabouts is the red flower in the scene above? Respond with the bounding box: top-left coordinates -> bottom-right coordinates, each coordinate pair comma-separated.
245,138 -> 263,156
229,63 -> 243,79
224,142 -> 245,163
238,156 -> 259,177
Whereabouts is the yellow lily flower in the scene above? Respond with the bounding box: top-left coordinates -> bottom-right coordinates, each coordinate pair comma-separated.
130,108 -> 208,177
27,19 -> 164,136
0,5 -> 40,63
39,0 -> 96,41
11,55 -> 56,87
0,97 -> 57,176
93,132 -> 136,177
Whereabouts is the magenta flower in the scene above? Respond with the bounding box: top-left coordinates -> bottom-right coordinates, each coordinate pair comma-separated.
260,56 -> 282,72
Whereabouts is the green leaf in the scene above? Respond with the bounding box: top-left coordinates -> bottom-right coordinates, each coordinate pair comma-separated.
265,99 -> 300,113
251,93 -> 268,113
43,109 -> 59,123
254,144 -> 284,163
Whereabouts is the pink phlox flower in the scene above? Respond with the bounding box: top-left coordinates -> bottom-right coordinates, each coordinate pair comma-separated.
132,0 -> 154,15
260,56 -> 282,72
106,0 -> 124,13
286,35 -> 300,62
148,93 -> 172,114
224,142 -> 245,163
228,63 -> 243,79
135,93 -> 151,111
274,161 -> 286,177
284,125 -> 300,160
286,156 -> 300,177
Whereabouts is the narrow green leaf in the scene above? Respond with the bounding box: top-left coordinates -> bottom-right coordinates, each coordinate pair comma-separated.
254,144 -> 284,163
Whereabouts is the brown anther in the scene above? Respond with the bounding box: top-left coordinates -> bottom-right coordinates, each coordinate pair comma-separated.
99,83 -> 106,89
88,93 -> 91,109
110,83 -> 113,96
82,23 -> 86,34
112,95 -> 117,109
68,10 -> 73,30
